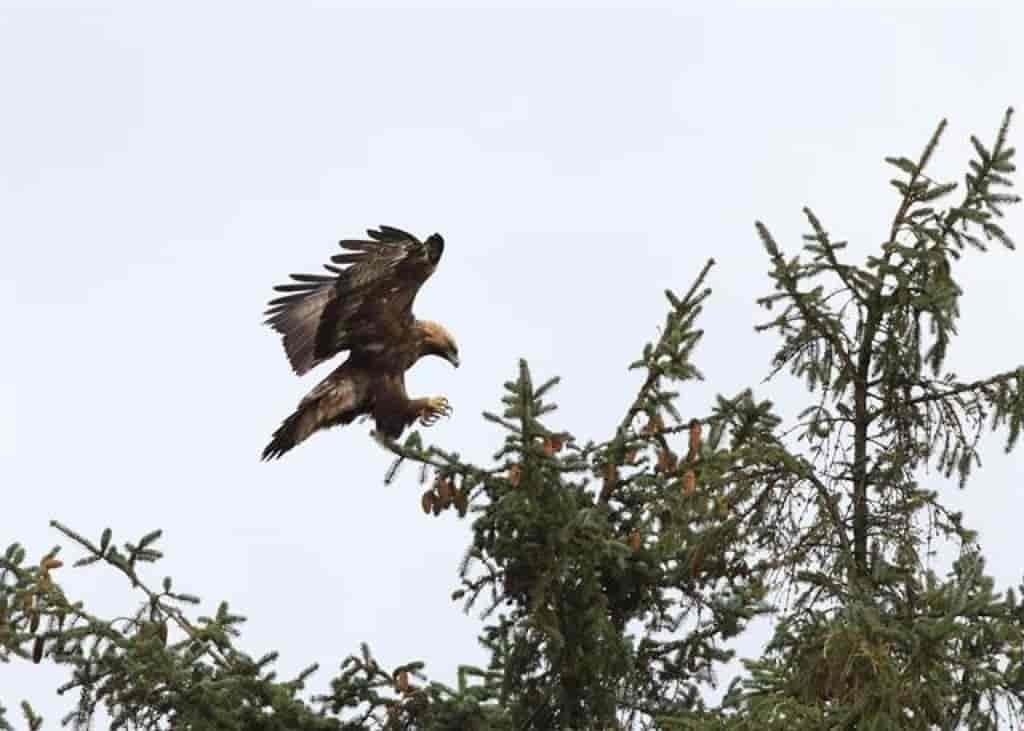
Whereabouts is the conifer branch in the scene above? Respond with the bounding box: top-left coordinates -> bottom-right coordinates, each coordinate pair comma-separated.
618,257 -> 714,436
802,206 -> 868,308
896,367 -> 1024,409
49,520 -> 233,671
755,221 -> 857,376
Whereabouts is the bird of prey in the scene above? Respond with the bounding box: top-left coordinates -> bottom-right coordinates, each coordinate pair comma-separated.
261,226 -> 459,460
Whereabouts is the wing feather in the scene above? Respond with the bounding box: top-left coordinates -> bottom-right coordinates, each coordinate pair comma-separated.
337,240 -> 381,253
264,226 -> 444,375
272,282 -> 324,293
287,273 -> 335,283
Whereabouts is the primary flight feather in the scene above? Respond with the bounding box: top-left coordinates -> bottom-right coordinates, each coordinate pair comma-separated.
262,226 -> 459,460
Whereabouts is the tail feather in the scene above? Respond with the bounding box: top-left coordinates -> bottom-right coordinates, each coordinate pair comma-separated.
262,407 -> 312,460
262,365 -> 368,460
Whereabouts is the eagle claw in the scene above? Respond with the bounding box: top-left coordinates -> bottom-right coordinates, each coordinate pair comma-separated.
419,397 -> 453,426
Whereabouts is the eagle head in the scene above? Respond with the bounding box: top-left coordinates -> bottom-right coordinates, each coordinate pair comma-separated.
417,320 -> 460,368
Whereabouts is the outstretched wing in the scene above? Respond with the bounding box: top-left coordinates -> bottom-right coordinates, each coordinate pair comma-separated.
264,226 -> 444,375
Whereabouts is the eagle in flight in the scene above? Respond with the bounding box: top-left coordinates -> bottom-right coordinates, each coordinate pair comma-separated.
261,226 -> 459,460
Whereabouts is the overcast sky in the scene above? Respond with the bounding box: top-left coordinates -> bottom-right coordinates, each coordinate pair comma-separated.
2,2 -> 1023,723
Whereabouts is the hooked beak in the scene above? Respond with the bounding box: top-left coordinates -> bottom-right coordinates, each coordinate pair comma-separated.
447,352 -> 460,369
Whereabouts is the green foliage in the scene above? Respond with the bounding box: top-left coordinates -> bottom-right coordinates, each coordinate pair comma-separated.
727,108 -> 1024,728
0,526 -> 336,731
712,552 -> 1024,730
3,110 -> 1022,730
382,264 -> 780,728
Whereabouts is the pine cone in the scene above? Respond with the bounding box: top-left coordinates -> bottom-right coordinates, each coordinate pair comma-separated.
453,488 -> 469,517
436,478 -> 453,506
682,470 -> 697,496
542,434 -> 566,455
687,419 -> 701,463
396,670 -> 410,693
643,414 -> 665,435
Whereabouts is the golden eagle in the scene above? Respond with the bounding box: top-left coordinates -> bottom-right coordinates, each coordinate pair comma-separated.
261,226 -> 458,460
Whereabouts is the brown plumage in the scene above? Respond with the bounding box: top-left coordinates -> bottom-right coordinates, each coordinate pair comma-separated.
262,226 -> 459,460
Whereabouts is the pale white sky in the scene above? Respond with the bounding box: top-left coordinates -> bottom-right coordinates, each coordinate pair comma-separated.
2,3 -> 1022,723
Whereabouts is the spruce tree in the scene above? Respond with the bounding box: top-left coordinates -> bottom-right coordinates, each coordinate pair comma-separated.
712,108 -> 1024,730
2,110 -> 1020,730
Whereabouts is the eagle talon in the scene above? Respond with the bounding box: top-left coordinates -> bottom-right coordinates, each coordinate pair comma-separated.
419,397 -> 453,426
